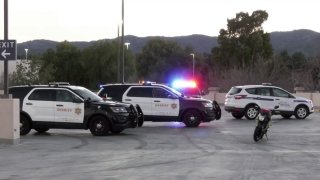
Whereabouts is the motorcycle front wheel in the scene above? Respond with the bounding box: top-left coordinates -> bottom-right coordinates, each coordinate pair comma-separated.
253,125 -> 264,142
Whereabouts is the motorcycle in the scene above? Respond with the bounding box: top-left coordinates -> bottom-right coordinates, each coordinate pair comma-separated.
253,105 -> 279,142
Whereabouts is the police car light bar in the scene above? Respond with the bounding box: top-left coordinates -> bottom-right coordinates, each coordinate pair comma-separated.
48,82 -> 70,86
172,80 -> 197,89
142,81 -> 156,85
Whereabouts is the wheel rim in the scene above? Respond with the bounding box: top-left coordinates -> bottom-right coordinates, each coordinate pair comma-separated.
186,112 -> 198,123
94,120 -> 104,132
184,110 -> 201,126
297,107 -> 307,118
247,107 -> 258,119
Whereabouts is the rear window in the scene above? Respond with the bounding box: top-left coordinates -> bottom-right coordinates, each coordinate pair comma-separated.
127,87 -> 153,97
28,89 -> 56,101
245,88 -> 257,95
228,87 -> 242,95
98,85 -> 130,101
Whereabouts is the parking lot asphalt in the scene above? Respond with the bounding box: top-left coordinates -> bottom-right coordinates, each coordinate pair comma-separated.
1,108 -> 320,180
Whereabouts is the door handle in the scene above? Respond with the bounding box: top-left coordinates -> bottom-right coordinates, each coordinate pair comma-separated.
275,99 -> 280,100
56,104 -> 64,107
125,99 -> 132,101
26,103 -> 32,105
154,100 -> 160,102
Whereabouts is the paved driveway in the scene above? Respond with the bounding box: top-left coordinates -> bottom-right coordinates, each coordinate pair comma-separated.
1,109 -> 320,180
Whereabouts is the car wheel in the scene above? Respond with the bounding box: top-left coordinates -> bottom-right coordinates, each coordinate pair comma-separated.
34,127 -> 50,133
89,116 -> 110,136
281,114 -> 292,119
20,115 -> 31,135
253,125 -> 264,142
294,106 -> 308,119
183,109 -> 201,127
136,104 -> 144,127
232,113 -> 244,119
213,100 -> 221,120
245,105 -> 259,120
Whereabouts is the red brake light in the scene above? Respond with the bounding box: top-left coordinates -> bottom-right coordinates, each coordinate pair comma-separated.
234,95 -> 247,100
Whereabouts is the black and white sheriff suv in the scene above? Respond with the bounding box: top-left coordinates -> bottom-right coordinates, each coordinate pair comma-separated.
98,82 -> 221,127
9,83 -> 143,136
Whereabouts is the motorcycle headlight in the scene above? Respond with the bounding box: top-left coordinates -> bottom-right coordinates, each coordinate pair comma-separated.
202,102 -> 213,108
258,115 -> 264,121
110,106 -> 128,113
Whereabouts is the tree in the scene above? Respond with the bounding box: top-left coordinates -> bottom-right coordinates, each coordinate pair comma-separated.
10,59 -> 41,86
212,10 -> 273,69
136,38 -> 190,82
39,41 -> 81,84
291,52 -> 307,70
80,40 -> 134,88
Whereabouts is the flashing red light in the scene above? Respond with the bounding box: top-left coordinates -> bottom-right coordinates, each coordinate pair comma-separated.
172,79 -> 197,89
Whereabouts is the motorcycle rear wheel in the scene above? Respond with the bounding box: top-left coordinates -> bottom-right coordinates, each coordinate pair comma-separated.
253,125 -> 264,142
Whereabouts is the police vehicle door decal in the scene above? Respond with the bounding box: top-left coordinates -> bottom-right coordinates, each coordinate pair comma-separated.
272,88 -> 294,111
151,88 -> 179,116
54,90 -> 84,122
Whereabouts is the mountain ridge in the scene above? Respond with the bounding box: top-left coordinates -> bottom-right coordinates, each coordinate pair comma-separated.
17,29 -> 320,57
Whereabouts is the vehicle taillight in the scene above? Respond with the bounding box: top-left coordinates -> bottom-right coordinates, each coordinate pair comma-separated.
234,95 -> 247,100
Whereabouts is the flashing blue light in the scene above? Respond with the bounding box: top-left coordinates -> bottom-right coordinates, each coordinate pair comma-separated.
172,79 -> 197,89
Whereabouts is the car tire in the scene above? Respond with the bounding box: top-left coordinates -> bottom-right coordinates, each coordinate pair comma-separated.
89,116 -> 110,136
213,100 -> 221,120
294,106 -> 309,119
253,125 -> 263,142
183,109 -> 201,127
34,127 -> 50,133
281,114 -> 292,119
136,104 -> 144,127
232,113 -> 244,119
245,105 -> 259,120
20,115 -> 31,136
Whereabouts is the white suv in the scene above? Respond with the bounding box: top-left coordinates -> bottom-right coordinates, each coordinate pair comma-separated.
224,84 -> 314,120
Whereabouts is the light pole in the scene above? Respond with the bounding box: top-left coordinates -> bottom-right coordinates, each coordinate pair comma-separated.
190,53 -> 195,78
24,49 -> 28,60
121,0 -> 125,83
123,42 -> 130,82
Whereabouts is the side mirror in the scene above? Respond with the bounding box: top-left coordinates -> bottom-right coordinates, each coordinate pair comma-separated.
274,105 -> 279,109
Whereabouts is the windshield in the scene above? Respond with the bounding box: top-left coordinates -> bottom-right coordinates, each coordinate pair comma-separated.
161,85 -> 182,96
176,88 -> 201,97
71,86 -> 102,102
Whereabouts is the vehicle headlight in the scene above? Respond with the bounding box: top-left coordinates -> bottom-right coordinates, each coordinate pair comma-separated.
110,106 -> 128,113
258,115 -> 264,121
202,102 -> 213,108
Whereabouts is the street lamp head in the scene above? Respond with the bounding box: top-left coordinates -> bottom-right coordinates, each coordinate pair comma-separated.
25,48 -> 29,60
124,42 -> 130,50
190,53 -> 195,77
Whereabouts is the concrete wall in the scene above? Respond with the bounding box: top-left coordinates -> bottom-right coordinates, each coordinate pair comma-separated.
0,99 -> 20,142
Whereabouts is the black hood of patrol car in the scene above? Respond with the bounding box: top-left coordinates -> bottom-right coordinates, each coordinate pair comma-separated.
180,96 -> 212,103
91,100 -> 131,107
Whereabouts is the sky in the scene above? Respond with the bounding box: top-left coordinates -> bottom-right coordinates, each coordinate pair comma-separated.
0,0 -> 319,43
